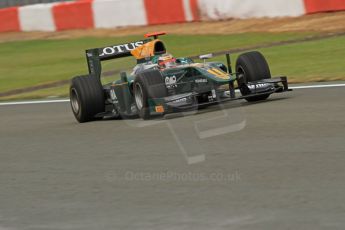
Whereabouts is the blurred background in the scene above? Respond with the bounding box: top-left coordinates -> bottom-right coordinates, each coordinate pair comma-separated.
0,0 -> 344,101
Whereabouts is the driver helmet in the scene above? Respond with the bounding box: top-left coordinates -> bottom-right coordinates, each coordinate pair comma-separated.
158,54 -> 176,69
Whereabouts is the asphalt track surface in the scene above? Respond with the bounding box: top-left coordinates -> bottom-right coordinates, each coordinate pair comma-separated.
0,83 -> 345,230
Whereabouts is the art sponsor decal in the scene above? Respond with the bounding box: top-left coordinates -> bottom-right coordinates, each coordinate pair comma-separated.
171,97 -> 187,104
195,78 -> 208,83
155,105 -> 165,113
110,89 -> 117,101
247,83 -> 270,90
99,41 -> 145,57
165,76 -> 177,89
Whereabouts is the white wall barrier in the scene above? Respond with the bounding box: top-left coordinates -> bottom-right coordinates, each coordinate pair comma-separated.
1,0 -> 344,32
198,0 -> 306,20
92,0 -> 147,29
18,3 -> 56,31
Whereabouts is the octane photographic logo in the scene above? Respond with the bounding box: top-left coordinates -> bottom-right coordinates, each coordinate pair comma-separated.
123,99 -> 246,165
99,41 -> 145,57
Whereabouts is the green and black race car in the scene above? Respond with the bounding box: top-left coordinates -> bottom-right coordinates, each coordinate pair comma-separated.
70,32 -> 291,123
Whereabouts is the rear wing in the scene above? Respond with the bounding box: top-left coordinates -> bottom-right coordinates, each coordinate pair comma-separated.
85,39 -> 151,77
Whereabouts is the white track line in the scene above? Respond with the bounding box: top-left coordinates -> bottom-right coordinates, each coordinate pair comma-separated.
290,83 -> 345,89
0,83 -> 344,106
0,99 -> 69,106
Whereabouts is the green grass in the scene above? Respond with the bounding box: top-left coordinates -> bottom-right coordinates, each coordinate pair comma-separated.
0,85 -> 69,101
211,36 -> 345,83
260,36 -> 345,82
0,32 -> 344,101
0,33 -> 311,92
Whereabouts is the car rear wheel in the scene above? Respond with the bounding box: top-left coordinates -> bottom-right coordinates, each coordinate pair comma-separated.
134,83 -> 144,110
70,75 -> 105,123
236,51 -> 272,102
134,70 -> 167,120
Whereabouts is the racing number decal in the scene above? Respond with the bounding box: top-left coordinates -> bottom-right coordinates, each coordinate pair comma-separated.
207,68 -> 230,80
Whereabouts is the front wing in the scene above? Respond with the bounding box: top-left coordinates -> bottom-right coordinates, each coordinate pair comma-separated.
149,76 -> 291,114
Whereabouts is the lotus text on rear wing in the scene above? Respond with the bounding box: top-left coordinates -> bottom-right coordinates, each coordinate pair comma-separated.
99,41 -> 145,57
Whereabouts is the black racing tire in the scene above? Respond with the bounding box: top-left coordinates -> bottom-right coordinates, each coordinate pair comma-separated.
133,70 -> 167,120
70,75 -> 105,123
236,51 -> 271,102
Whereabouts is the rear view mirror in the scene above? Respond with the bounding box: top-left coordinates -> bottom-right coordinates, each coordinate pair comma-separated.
199,53 -> 213,60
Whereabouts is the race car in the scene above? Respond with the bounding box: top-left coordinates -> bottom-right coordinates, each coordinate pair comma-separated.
70,32 -> 291,122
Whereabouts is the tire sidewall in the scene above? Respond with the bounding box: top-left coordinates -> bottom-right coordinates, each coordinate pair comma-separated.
70,85 -> 84,121
70,75 -> 105,122
133,78 -> 150,120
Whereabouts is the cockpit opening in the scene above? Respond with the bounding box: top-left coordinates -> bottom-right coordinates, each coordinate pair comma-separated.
154,41 -> 166,55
